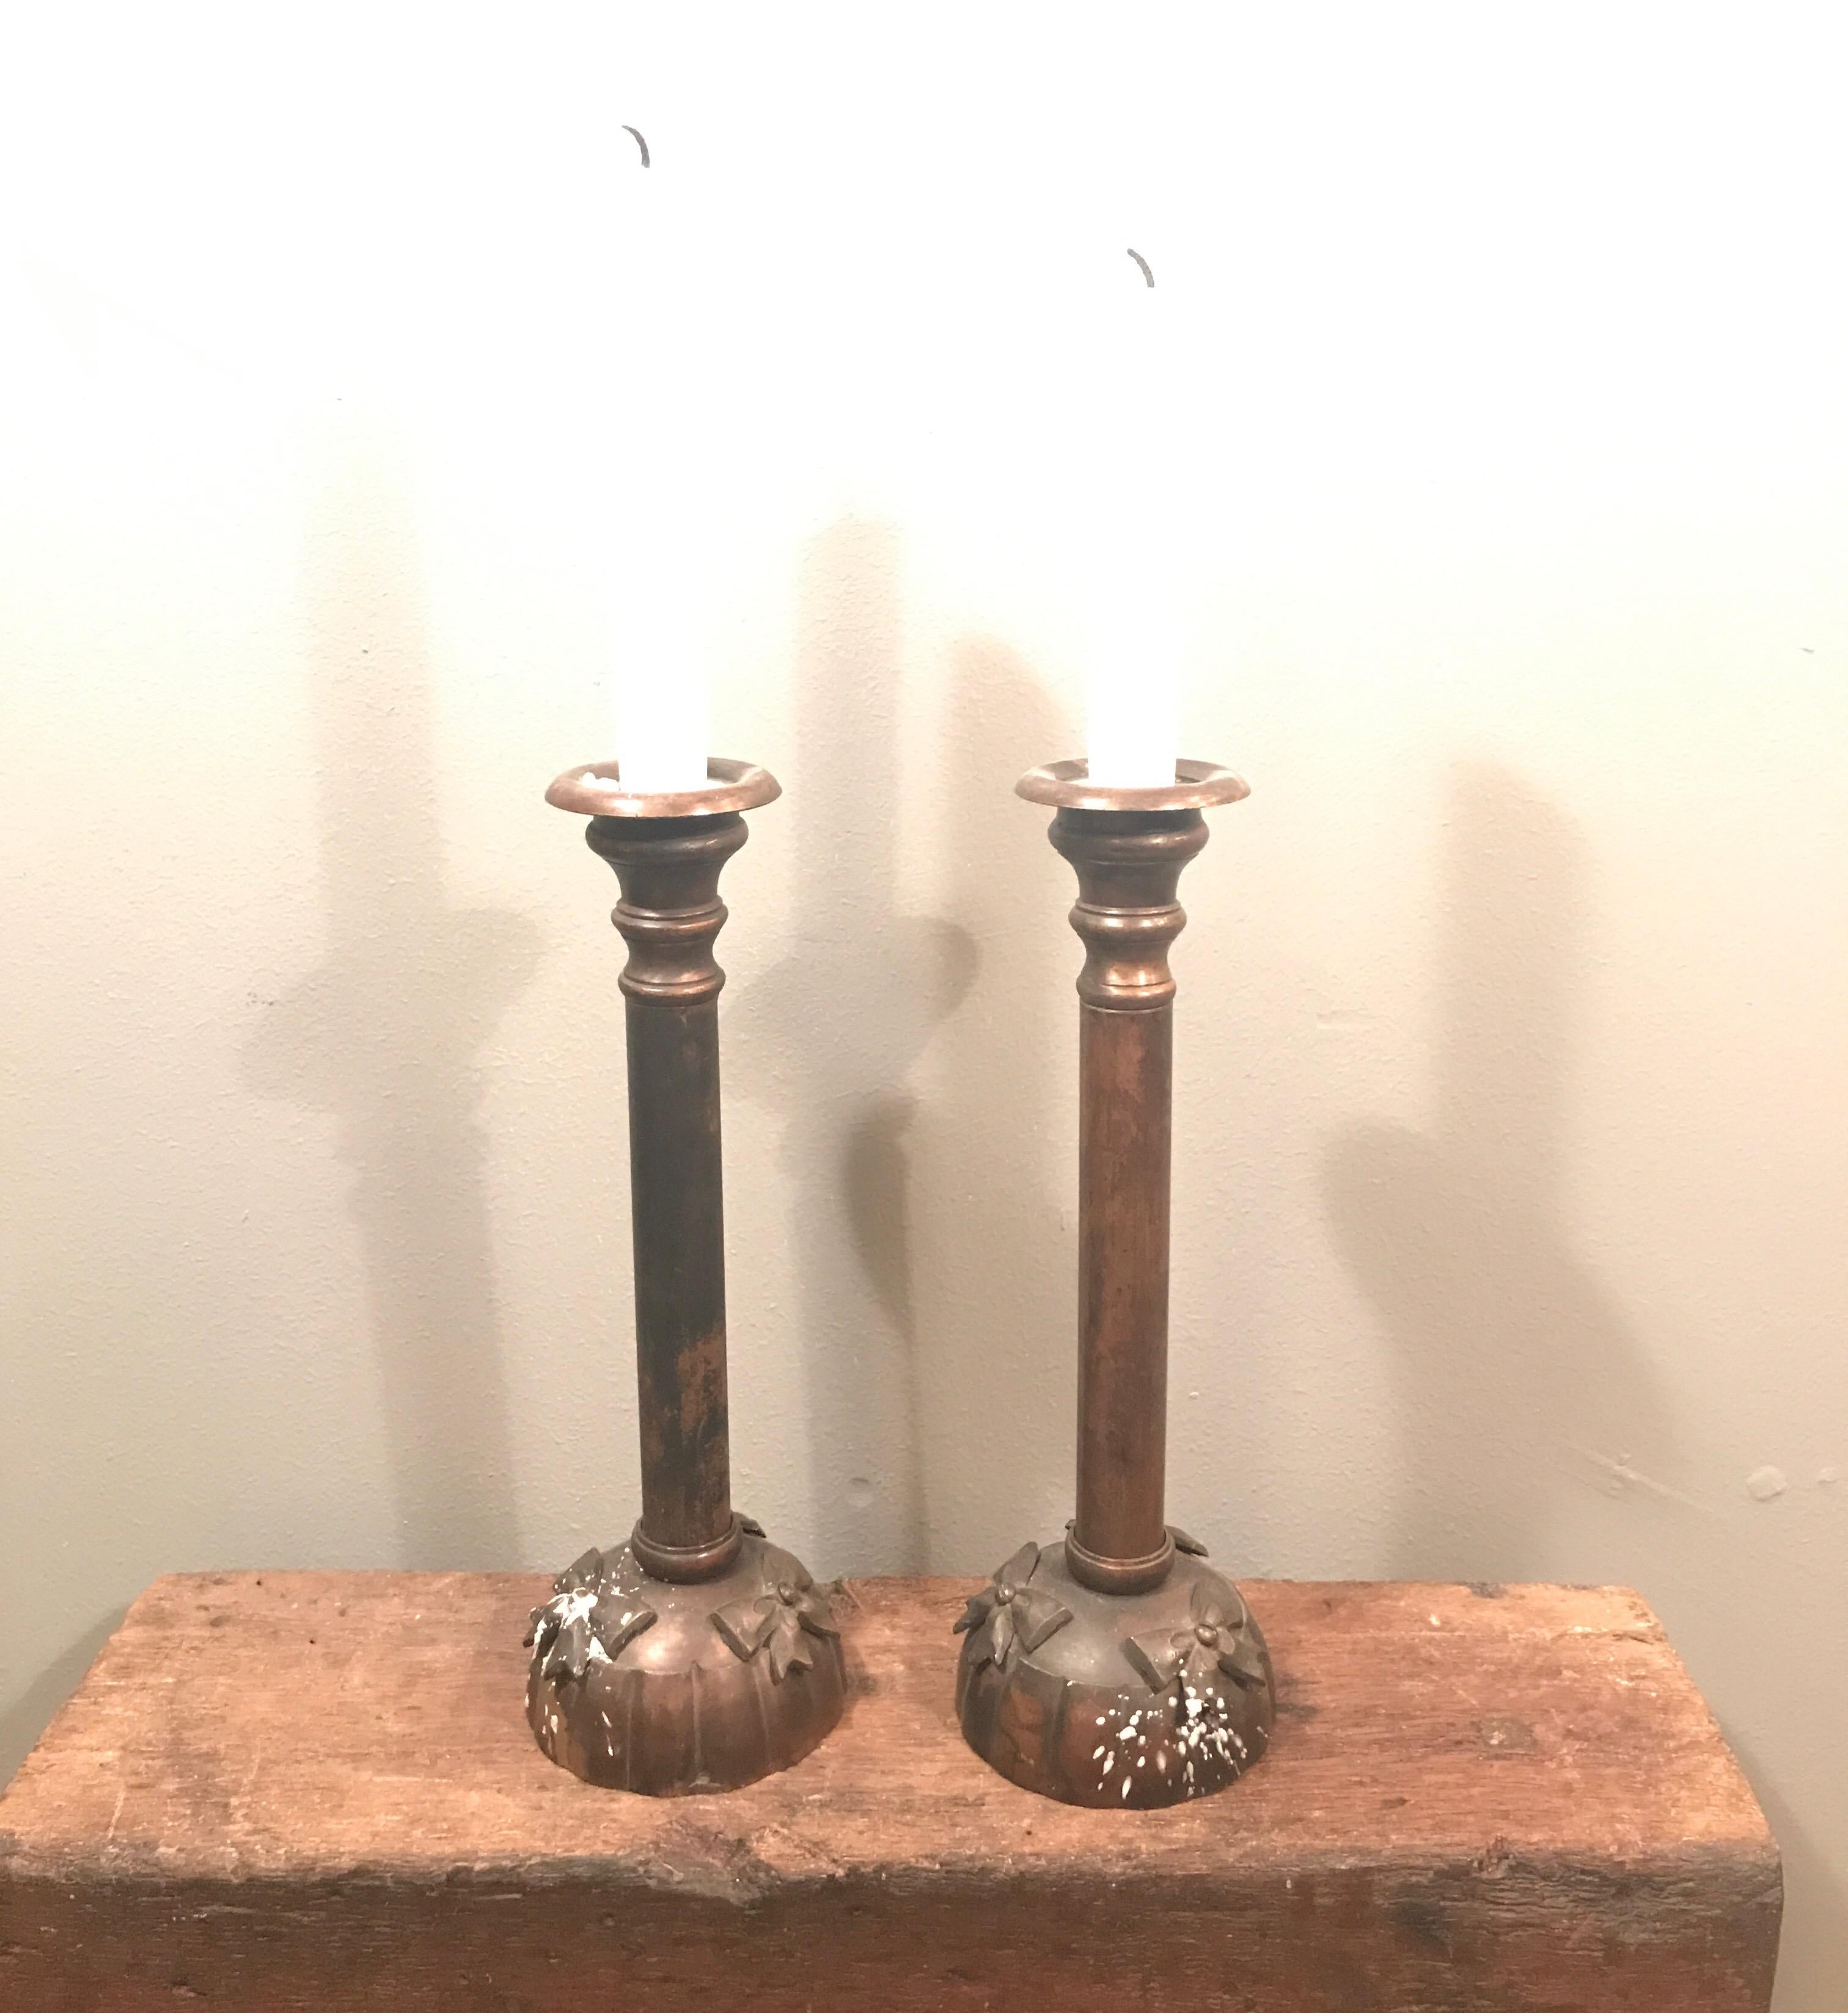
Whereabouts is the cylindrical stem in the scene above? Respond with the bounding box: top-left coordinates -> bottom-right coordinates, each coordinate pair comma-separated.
587,810 -> 746,1581
1053,806 -> 1209,1594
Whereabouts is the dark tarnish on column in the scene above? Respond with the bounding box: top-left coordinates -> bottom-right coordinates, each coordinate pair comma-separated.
601,809 -> 743,1580
525,759 -> 845,1795
955,759 -> 1277,1807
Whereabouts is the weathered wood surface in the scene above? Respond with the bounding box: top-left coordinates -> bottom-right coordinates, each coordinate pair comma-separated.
0,1575 -> 1779,2011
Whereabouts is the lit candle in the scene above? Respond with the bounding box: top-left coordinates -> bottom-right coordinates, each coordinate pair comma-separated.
1084,244 -> 1180,790
610,125 -> 708,796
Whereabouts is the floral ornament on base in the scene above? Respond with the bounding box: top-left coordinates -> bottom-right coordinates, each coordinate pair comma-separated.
712,1547 -> 840,1682
524,1544 -> 658,1685
955,1542 -> 1074,1672
1123,1573 -> 1267,1699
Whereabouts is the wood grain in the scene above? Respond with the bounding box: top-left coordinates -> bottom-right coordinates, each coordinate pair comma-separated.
0,1575 -> 1780,2010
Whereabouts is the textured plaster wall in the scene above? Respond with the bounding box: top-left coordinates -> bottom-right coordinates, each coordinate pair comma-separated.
2,7 -> 1844,2002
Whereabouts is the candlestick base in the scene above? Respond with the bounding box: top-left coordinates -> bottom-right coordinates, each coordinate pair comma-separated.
526,1520 -> 846,1795
954,1530 -> 1274,1807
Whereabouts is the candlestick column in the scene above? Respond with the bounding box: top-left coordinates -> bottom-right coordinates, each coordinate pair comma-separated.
1062,804 -> 1204,1594
953,759 -> 1277,1808
600,807 -> 741,1579
524,758 -> 845,1795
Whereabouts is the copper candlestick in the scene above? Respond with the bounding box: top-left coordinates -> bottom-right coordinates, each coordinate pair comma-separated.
524,758 -> 845,1794
954,758 -> 1276,1806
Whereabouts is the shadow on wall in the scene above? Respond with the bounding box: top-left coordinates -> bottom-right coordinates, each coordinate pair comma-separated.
728,518 -> 978,1574
242,424 -> 535,1568
0,1610 -> 123,1785
1729,1717 -> 1847,2011
924,635 -> 1073,1569
1322,762 -> 1673,1580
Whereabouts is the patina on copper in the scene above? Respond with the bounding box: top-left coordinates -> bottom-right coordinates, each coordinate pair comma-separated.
527,758 -> 845,1793
955,758 -> 1276,1806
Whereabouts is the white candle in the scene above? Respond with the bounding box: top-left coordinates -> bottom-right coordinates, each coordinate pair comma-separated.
610,127 -> 708,796
1084,244 -> 1180,790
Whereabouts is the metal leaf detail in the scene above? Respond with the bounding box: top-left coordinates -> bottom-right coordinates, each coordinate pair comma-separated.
1124,1627 -> 1185,1692
1122,1573 -> 1262,1701
1218,1628 -> 1270,1692
955,1541 -> 1073,1671
711,1552 -> 838,1683
524,1544 -> 658,1682
713,1597 -> 779,1662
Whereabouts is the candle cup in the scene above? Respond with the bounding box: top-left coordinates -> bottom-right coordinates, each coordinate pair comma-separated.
953,758 -> 1276,1807
526,757 -> 846,1794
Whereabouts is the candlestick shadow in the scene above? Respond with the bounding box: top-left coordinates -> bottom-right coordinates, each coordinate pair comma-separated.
727,516 -> 978,1574
241,422 -> 532,1568
1722,1684 -> 1846,2006
1321,762 -> 1676,1580
0,1610 -> 123,1789
922,635 -> 1075,1569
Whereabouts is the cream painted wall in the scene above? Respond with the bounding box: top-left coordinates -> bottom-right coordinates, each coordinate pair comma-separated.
2,4 -> 1844,2000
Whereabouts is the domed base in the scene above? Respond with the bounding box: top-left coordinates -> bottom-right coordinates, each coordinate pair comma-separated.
525,1520 -> 846,1795
955,1533 -> 1275,1807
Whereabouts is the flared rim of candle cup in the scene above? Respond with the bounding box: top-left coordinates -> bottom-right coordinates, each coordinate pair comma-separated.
1015,758 -> 1250,813
547,758 -> 782,819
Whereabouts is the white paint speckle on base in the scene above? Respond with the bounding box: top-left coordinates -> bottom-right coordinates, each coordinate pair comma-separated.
1173,1678 -> 1250,1799
554,1587 -> 599,1631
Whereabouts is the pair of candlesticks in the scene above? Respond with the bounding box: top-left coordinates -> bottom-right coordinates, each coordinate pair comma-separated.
521,749 -> 1274,1809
